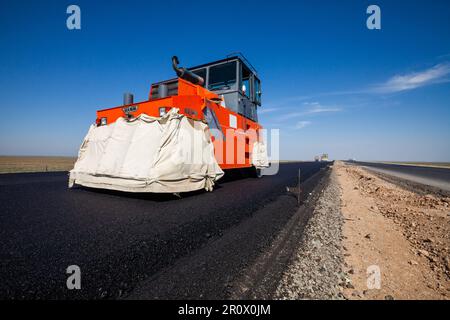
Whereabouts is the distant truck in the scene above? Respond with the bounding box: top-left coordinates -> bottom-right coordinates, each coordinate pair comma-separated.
320,154 -> 329,162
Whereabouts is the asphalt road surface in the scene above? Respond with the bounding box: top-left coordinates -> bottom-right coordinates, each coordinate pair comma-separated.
350,161 -> 450,192
0,162 -> 329,299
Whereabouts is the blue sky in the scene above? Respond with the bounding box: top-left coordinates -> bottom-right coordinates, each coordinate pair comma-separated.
0,0 -> 449,161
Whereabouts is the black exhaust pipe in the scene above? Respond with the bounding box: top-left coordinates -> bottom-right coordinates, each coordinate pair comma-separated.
172,56 -> 205,86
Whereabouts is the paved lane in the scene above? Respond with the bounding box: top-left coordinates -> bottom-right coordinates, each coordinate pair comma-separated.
0,162 -> 329,299
350,161 -> 450,191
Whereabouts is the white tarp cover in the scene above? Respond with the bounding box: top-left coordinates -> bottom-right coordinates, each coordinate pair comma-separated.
69,108 -> 224,193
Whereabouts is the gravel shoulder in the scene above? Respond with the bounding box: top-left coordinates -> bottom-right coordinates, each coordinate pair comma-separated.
275,163 -> 345,299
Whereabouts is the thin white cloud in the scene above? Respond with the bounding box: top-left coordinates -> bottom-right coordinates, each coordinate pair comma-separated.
291,61 -> 450,98
302,102 -> 341,114
295,121 -> 311,129
265,61 -> 450,128
281,95 -> 311,103
262,96 -> 311,113
372,63 -> 450,93
258,107 -> 278,114
277,102 -> 341,121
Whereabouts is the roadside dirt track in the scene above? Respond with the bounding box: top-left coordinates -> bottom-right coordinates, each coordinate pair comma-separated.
337,162 -> 449,299
275,162 -> 449,300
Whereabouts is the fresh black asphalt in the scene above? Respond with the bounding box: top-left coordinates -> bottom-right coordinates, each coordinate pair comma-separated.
0,162 -> 328,299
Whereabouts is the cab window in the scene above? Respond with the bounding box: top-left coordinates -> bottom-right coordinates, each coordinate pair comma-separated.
240,65 -> 252,99
208,61 -> 237,91
254,77 -> 261,105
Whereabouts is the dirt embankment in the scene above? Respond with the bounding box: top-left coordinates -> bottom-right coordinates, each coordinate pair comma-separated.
337,161 -> 449,299
276,162 -> 449,300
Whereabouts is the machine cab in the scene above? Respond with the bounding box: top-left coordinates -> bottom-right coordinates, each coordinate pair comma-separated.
150,54 -> 262,123
190,54 -> 261,123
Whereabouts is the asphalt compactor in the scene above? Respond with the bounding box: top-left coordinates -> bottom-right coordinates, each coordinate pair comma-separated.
69,55 -> 269,193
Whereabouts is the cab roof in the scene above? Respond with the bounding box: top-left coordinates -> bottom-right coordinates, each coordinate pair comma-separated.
188,54 -> 258,77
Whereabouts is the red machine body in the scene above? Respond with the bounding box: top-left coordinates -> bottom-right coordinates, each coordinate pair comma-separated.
96,55 -> 264,170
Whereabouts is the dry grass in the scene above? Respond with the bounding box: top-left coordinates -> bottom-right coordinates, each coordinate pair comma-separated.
0,156 -> 76,174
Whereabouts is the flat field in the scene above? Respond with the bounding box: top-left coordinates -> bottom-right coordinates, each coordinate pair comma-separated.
0,156 -> 76,174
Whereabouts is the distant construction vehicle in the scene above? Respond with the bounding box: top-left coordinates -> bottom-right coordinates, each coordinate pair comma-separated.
320,153 -> 329,162
69,55 -> 269,193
